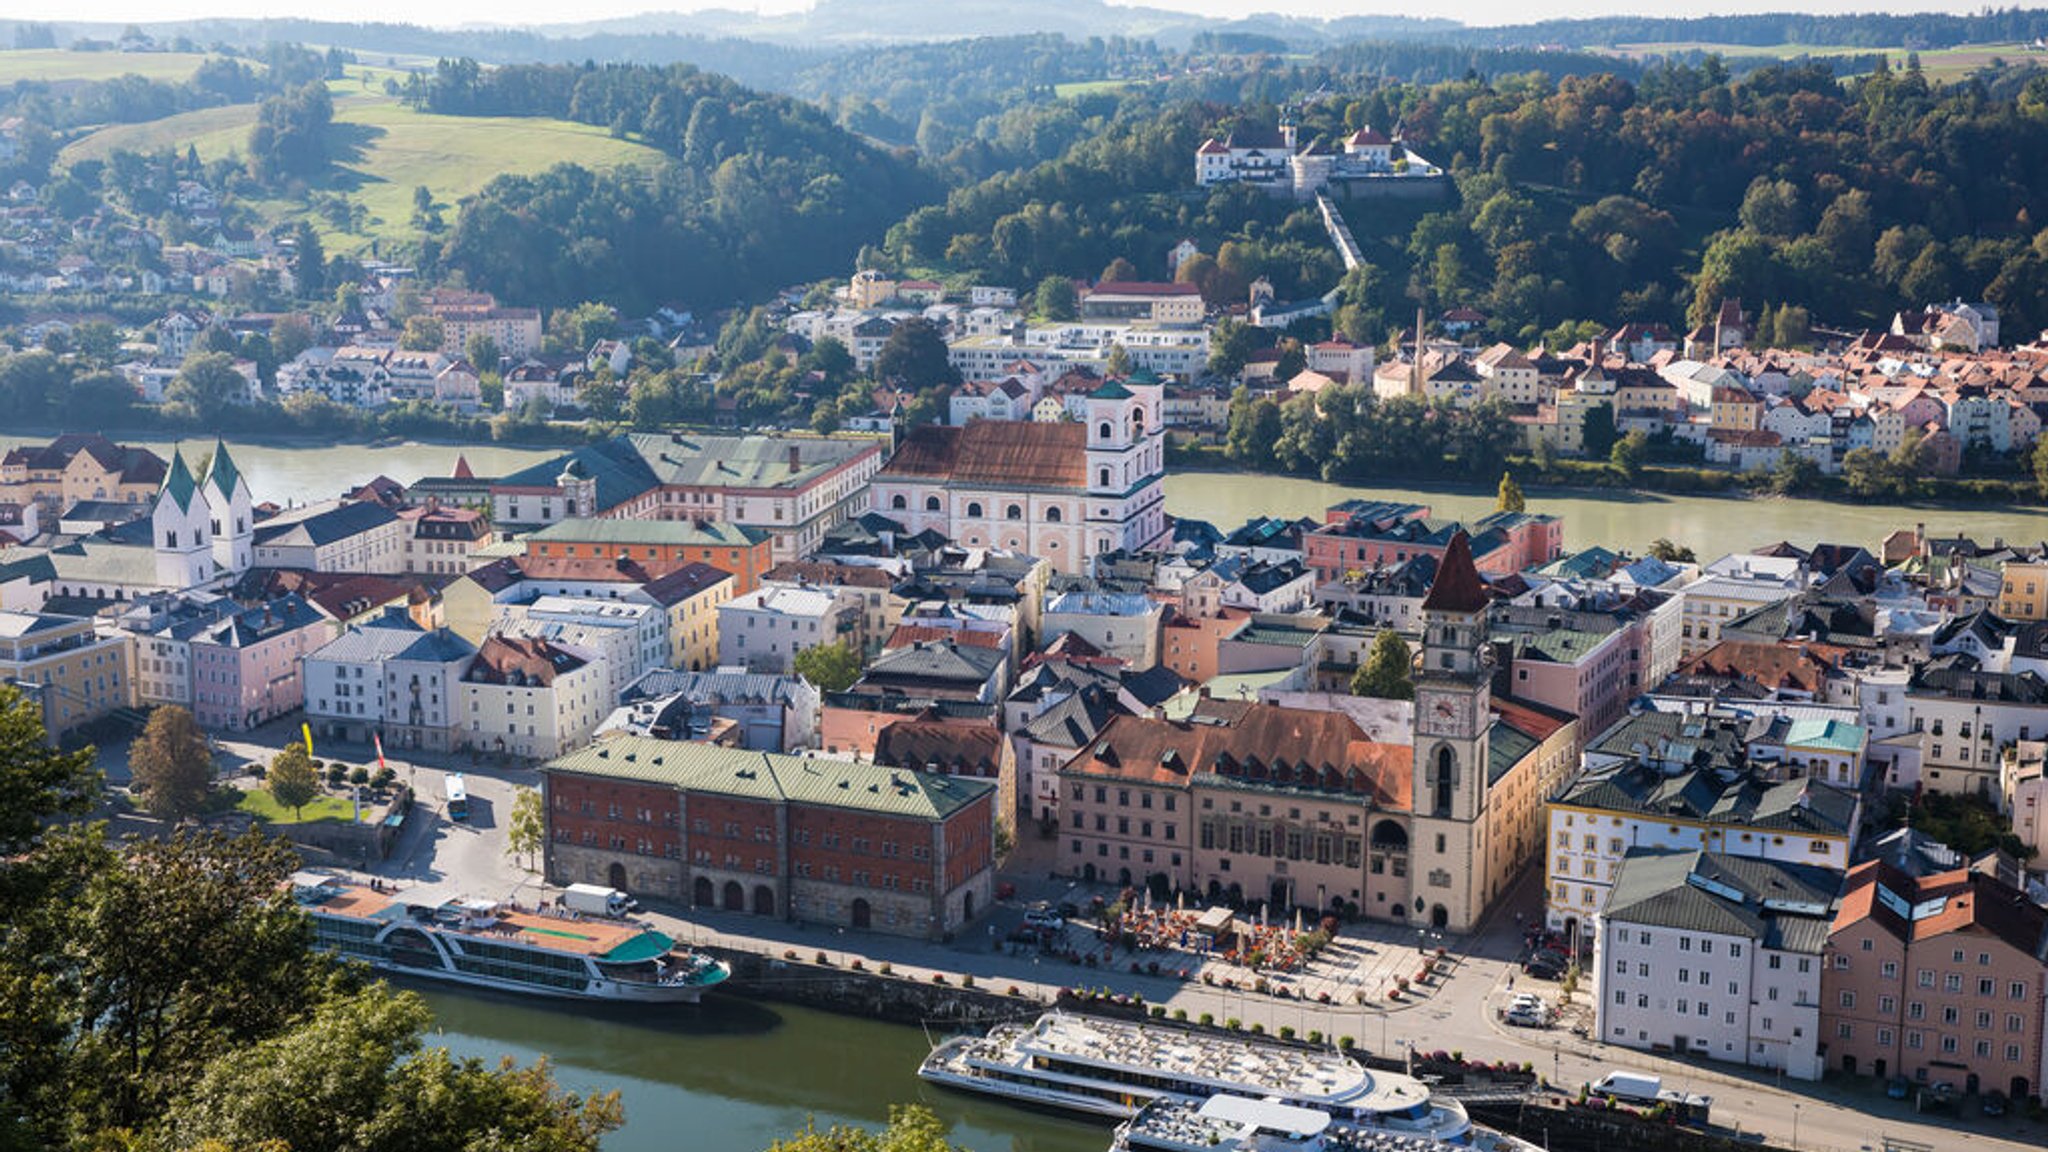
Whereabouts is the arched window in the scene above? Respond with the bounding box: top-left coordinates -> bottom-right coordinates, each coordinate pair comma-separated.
1046,506 -> 1063,523
890,493 -> 907,510
1433,746 -> 1456,817
1098,467 -> 1111,487
966,501 -> 983,518
1005,503 -> 1023,520
1098,421 -> 1113,441
925,495 -> 941,511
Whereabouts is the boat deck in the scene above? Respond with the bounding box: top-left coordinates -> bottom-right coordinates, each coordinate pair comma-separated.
1017,1014 -> 1397,1110
1119,1097 -> 1527,1152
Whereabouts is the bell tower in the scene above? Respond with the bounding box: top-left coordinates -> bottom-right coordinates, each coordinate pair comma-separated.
1409,529 -> 1491,931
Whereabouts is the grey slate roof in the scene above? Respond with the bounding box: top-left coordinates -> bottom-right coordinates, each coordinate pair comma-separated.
1558,758 -> 1859,838
1605,848 -> 1839,954
253,500 -> 399,548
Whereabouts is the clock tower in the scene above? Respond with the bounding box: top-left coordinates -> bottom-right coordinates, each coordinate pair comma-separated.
1409,529 -> 1491,930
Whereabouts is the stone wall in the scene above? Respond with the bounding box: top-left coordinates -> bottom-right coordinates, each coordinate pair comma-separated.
703,945 -> 1044,1027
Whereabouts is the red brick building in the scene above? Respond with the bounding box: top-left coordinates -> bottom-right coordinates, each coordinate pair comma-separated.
542,737 -> 996,938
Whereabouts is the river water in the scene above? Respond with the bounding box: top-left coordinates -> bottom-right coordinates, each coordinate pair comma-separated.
417,988 -> 1101,1152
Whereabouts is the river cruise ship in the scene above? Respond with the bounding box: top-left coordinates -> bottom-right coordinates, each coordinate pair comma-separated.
1111,1095 -> 1542,1152
291,870 -> 728,1003
917,1011 -> 1471,1142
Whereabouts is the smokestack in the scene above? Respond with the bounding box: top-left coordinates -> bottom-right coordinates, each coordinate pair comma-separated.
787,444 -> 801,473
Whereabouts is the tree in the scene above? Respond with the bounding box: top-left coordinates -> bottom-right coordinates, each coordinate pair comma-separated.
509,787 -> 545,871
1105,343 -> 1132,378
289,221 -> 324,298
872,318 -> 959,390
793,641 -> 862,692
1495,471 -> 1526,513
2032,434 -> 2048,500
1609,430 -> 1649,480
1351,631 -> 1414,701
0,684 -> 98,854
266,742 -> 319,821
1579,404 -> 1618,459
1100,257 -> 1138,283
272,313 -> 316,363
769,1105 -> 960,1152
1646,538 -> 1697,564
165,353 -> 247,424
464,331 -> 502,373
1208,317 -> 1259,378
1032,275 -> 1076,322
128,706 -> 213,821
399,314 -> 445,352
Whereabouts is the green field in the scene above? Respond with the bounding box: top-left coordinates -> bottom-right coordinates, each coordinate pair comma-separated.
1054,78 -> 1137,98
0,48 -> 219,85
232,786 -> 359,825
1607,40 -> 2044,81
62,79 -> 668,252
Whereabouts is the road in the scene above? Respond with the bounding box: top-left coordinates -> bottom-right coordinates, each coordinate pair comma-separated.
184,724 -> 2042,1152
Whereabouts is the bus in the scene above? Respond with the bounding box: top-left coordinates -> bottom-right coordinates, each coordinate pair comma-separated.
444,774 -> 469,822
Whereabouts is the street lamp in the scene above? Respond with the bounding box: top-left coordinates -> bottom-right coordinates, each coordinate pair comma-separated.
1791,1102 -> 1801,1151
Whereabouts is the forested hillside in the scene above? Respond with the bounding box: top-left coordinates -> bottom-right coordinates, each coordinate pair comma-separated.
872,59 -> 2048,344
412,62 -> 942,312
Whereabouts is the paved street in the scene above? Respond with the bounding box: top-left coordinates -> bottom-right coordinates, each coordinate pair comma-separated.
168,726 -> 2042,1152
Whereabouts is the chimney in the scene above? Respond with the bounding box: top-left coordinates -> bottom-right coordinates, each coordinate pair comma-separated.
787,444 -> 801,473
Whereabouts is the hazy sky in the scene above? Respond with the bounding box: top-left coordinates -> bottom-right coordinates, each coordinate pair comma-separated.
9,0 -> 1995,29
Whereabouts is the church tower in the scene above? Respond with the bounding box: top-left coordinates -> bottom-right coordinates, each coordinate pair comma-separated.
202,438 -> 253,575
152,450 -> 215,589
1409,529 -> 1491,931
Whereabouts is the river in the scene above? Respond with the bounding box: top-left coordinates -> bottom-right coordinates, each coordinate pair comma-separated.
417,988 -> 1100,1152
15,433 -> 2046,557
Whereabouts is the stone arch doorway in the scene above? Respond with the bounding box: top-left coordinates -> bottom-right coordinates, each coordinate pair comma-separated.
607,862 -> 627,890
963,890 -> 975,921
851,898 -> 872,930
722,881 -> 744,911
753,885 -> 776,916
693,877 -> 713,907
1430,904 -> 1449,930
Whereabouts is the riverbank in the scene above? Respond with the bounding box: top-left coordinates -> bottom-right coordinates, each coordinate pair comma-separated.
1162,469 -> 2048,562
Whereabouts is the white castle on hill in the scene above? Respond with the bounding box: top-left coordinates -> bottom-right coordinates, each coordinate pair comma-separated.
1195,121 -> 1442,200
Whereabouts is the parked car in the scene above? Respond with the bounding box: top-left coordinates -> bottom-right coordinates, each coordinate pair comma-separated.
1023,906 -> 1064,931
1504,1008 -> 1551,1028
1509,993 -> 1545,1010
1981,1090 -> 2007,1117
1885,1077 -> 1910,1100
1915,1083 -> 1956,1114
1525,955 -> 1566,979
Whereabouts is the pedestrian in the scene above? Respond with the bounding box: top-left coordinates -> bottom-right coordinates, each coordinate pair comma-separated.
1508,972 -> 1516,990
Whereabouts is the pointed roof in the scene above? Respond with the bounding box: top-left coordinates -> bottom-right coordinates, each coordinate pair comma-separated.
1421,530 -> 1488,613
452,454 -> 474,480
203,437 -> 242,498
160,451 -> 199,513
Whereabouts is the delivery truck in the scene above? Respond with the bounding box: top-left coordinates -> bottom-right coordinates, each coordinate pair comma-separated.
560,884 -> 637,918
1591,1071 -> 1713,1123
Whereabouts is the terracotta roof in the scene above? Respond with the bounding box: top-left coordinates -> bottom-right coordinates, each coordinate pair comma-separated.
1833,858 -> 2048,957
873,719 -> 1002,775
1089,281 -> 1202,297
1063,705 -> 1413,808
880,422 -> 1088,490
1679,640 -> 1851,694
1421,530 -> 1489,613
463,635 -> 588,686
888,623 -> 1005,651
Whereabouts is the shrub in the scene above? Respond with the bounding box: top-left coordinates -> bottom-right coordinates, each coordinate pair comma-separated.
1307,1029 -> 1323,1045
1338,1035 -> 1355,1049
1249,1022 -> 1264,1035
1198,1012 -> 1214,1026
1225,1017 -> 1242,1031
878,962 -> 893,975
1007,985 -> 1021,996
308,760 -> 326,771
1149,1005 -> 1165,1018
814,950 -> 829,965
1173,1008 -> 1188,1021
372,766 -> 396,789
961,974 -> 974,988
1279,1026 -> 1295,1040
783,949 -> 799,960
850,959 -> 865,971
325,765 -> 348,786
248,765 -> 267,780
348,766 -> 370,785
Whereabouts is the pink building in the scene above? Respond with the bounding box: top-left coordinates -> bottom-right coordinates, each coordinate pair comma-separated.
1303,505 -> 1563,584
1821,858 -> 2047,1103
188,594 -> 336,733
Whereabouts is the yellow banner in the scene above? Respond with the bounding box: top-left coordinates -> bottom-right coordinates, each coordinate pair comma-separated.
301,722 -> 314,758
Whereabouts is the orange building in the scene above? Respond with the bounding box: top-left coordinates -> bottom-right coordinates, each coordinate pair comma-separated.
522,517 -> 773,594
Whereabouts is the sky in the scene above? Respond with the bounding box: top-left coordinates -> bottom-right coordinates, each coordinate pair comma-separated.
5,0 -> 1997,29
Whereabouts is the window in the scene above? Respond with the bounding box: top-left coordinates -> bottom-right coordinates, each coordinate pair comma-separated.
1005,504 -> 1022,521
966,502 -> 983,518
925,495 -> 941,512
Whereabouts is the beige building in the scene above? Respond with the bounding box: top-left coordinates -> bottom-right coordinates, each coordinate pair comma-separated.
1997,559 -> 2048,621
645,562 -> 736,673
0,610 -> 132,741
458,636 -> 608,759
0,434 -> 166,515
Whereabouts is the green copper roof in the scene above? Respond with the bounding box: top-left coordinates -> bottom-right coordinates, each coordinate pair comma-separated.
1090,381 -> 1134,400
1125,367 -> 1161,386
160,451 -> 199,513
600,931 -> 675,964
205,438 -> 243,498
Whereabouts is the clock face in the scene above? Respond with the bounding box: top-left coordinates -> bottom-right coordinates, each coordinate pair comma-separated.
1417,691 -> 1463,736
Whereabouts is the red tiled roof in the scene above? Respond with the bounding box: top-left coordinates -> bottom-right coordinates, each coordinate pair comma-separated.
1422,530 -> 1489,613
879,422 -> 1088,490
1065,706 -> 1413,808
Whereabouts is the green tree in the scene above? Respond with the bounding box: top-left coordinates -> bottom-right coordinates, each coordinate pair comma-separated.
1579,404 -> 1618,459
1351,631 -> 1414,701
793,641 -> 863,692
1272,340 -> 1306,383
465,332 -> 502,372
1770,450 -> 1821,496
579,379 -> 625,422
1208,317 -> 1259,378
1495,471 -> 1526,513
1646,538 -> 1697,564
1032,275 -> 1076,322
509,787 -> 545,871
289,221 -> 325,299
769,1104 -> 961,1152
1100,256 -> 1138,283
165,353 -> 247,424
128,706 -> 213,821
1609,430 -> 1649,480
266,742 -> 319,821
0,683 -> 98,853
873,318 -> 959,390
1106,343 -> 1133,378
2030,434 -> 2048,500
399,314 -> 444,352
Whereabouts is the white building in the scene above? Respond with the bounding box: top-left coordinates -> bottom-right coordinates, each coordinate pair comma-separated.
494,595 -> 665,703
251,500 -> 405,573
457,635 -> 608,759
303,607 -> 478,753
1596,848 -> 1836,1081
717,585 -> 859,675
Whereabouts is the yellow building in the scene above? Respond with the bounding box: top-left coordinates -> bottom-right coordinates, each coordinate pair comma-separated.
1997,559 -> 2048,621
0,611 -> 132,741
646,563 -> 736,673
0,434 -> 167,514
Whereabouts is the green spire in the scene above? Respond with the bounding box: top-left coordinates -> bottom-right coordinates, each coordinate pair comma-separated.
204,437 -> 243,498
161,451 -> 198,513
